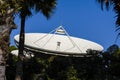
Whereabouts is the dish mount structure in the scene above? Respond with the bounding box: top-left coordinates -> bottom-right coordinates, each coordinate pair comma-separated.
14,26 -> 104,57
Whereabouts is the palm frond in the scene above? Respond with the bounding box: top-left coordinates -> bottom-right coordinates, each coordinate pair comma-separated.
97,0 -> 120,34
97,0 -> 113,10
115,33 -> 120,43
39,0 -> 56,19
113,0 -> 120,26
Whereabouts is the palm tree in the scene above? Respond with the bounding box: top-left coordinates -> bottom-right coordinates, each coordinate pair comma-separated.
15,0 -> 56,80
97,0 -> 119,25
0,0 -> 18,79
97,0 -> 120,31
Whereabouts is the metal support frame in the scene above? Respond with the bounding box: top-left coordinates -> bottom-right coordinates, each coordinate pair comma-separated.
33,26 -> 83,53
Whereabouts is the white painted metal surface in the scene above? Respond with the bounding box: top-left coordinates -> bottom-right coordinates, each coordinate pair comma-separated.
14,26 -> 103,57
14,33 -> 103,55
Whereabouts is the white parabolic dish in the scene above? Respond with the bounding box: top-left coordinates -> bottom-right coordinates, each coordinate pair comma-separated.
14,33 -> 104,56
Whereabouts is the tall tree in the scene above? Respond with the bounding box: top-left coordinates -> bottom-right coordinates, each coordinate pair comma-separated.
15,0 -> 56,80
0,0 -> 19,79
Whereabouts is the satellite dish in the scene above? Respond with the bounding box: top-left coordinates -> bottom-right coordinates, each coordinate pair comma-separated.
14,26 -> 103,57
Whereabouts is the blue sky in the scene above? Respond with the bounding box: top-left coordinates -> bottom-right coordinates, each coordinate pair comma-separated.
11,0 -> 119,51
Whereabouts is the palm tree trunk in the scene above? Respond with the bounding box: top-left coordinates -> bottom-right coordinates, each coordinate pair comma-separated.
0,14 -> 16,79
15,16 -> 25,80
0,35 -> 8,80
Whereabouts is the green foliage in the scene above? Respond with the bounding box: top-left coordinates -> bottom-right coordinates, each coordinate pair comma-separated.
6,53 -> 18,80
0,0 -> 21,14
66,66 -> 80,80
8,45 -> 18,52
5,44 -> 120,80
102,44 -> 120,80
